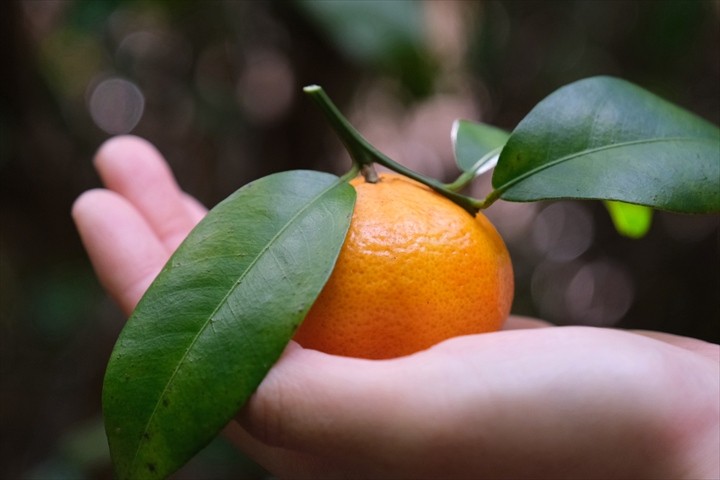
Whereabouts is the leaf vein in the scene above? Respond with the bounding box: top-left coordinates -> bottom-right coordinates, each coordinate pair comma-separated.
496,136 -> 718,194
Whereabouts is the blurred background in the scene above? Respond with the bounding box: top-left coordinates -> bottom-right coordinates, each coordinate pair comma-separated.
2,0 -> 718,478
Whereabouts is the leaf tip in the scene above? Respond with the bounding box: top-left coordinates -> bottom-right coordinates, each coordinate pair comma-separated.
450,119 -> 461,146
303,84 -> 322,94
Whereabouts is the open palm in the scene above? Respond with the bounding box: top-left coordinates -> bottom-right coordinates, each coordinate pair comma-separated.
73,136 -> 719,479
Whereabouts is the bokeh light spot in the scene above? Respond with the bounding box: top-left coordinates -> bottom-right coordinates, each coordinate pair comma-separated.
237,49 -> 295,124
565,260 -> 635,326
531,258 -> 634,327
88,77 -> 145,134
531,202 -> 594,262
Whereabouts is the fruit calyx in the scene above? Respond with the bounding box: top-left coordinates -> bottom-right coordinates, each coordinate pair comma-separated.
361,164 -> 379,184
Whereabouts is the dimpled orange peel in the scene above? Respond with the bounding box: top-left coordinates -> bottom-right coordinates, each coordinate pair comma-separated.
293,172 -> 514,359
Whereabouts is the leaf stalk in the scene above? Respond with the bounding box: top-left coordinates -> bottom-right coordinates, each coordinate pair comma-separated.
444,147 -> 503,192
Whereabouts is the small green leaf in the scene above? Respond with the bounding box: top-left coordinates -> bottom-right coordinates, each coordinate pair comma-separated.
452,119 -> 510,173
492,76 -> 720,213
604,200 -> 653,239
102,170 -> 356,480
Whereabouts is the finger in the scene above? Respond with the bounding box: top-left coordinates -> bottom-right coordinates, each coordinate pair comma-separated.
94,135 -> 203,252
72,188 -> 169,315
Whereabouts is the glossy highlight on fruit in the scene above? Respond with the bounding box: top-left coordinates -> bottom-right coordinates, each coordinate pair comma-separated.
294,173 -> 514,359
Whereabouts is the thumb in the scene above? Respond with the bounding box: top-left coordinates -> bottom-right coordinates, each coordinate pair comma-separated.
236,315 -> 553,453
235,342 -> 420,453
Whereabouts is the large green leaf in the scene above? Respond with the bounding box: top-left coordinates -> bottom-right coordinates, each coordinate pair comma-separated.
492,76 -> 720,213
102,170 -> 356,480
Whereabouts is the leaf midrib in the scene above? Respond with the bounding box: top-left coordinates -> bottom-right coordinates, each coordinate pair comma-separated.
494,135 -> 718,194
127,176 -> 344,476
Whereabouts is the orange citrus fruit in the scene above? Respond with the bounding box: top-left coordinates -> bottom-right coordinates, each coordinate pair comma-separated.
294,172 -> 514,359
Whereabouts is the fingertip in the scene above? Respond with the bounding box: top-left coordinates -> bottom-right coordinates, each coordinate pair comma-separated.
71,188 -> 100,220
93,135 -> 170,186
94,135 -> 158,168
71,188 -> 121,224
182,193 -> 208,224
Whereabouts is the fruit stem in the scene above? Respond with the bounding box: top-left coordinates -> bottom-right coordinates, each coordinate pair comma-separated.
304,85 -> 484,215
361,164 -> 379,183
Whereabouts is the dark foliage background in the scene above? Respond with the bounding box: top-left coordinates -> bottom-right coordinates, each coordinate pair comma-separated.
2,1 -> 718,478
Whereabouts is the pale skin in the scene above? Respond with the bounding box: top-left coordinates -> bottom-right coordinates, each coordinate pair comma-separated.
73,136 -> 719,479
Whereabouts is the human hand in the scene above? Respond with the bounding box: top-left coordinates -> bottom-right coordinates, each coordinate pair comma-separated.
73,136 -> 719,479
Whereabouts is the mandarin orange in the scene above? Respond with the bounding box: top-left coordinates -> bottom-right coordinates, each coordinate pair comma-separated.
294,172 -> 514,359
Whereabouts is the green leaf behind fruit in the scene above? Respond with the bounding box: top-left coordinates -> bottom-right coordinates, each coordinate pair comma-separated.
102,170 -> 355,480
453,119 -> 509,173
604,200 -> 654,239
492,76 -> 720,213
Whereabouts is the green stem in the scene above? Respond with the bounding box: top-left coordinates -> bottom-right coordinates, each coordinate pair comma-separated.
474,189 -> 502,210
338,162 -> 361,183
304,85 -> 485,215
444,170 -> 476,193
